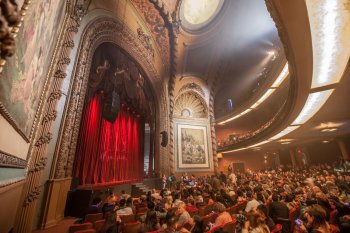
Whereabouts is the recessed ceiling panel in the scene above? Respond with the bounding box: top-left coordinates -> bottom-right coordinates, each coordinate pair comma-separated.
180,0 -> 225,31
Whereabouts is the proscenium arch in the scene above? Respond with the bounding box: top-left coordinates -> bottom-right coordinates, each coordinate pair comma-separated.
53,16 -> 169,180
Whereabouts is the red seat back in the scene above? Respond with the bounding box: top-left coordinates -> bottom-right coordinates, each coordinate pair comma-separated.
84,213 -> 103,224
93,219 -> 105,232
69,222 -> 93,233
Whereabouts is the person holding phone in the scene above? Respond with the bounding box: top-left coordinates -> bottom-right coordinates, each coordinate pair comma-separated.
295,205 -> 331,233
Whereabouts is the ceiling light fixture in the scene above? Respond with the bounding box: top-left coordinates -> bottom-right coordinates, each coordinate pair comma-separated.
306,0 -> 350,88
291,89 -> 334,125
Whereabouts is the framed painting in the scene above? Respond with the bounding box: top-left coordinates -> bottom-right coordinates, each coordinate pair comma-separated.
176,123 -> 211,170
0,1 -> 66,141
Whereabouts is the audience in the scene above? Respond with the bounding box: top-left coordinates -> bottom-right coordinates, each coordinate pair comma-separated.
70,162 -> 350,233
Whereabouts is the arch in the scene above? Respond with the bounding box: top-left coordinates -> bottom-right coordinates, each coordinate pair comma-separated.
174,91 -> 208,119
53,16 -> 168,179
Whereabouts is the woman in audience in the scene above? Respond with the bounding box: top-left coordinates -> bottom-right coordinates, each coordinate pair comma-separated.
297,204 -> 331,233
213,202 -> 232,227
141,210 -> 160,232
257,204 -> 275,231
190,215 -> 206,233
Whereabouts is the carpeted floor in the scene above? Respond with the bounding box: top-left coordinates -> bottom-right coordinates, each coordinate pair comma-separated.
32,217 -> 77,233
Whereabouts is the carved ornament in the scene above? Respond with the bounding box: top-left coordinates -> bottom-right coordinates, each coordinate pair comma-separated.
28,157 -> 47,173
130,0 -> 170,65
23,186 -> 41,207
179,82 -> 205,97
0,150 -> 27,168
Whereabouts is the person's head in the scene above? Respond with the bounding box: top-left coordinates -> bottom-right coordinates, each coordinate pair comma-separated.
246,212 -> 265,229
119,198 -> 126,207
145,210 -> 158,227
165,209 -> 177,229
272,193 -> 280,202
147,201 -> 155,210
257,204 -> 268,218
213,202 -> 226,214
246,191 -> 254,200
176,201 -> 187,215
166,195 -> 173,204
196,195 -> 204,203
303,205 -> 328,229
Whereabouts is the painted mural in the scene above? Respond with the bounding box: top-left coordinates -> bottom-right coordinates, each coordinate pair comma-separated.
0,1 -> 66,138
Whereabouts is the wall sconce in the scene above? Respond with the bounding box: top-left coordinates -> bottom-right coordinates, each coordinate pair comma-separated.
217,153 -> 223,159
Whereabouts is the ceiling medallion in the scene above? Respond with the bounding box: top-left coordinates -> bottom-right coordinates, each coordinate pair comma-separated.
180,0 -> 225,32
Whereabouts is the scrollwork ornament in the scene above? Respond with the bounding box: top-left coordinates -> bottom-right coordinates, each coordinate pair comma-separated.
47,91 -> 62,102
28,157 -> 47,173
42,110 -> 57,124
23,186 -> 41,207
53,70 -> 67,79
34,132 -> 53,147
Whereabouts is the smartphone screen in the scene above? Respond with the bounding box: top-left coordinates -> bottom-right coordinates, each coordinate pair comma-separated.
295,219 -> 302,225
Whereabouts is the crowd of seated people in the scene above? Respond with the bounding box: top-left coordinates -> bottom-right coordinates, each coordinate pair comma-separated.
73,163 -> 350,233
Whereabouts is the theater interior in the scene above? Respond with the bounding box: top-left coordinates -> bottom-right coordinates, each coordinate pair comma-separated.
0,0 -> 350,233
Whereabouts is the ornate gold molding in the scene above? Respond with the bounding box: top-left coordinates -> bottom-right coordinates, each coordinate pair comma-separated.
14,1 -> 89,232
0,149 -> 27,168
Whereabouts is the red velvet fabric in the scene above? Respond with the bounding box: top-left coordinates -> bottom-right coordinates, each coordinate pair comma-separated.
73,93 -> 144,185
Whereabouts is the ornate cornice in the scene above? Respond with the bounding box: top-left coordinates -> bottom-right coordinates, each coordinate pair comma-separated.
0,150 -> 27,168
178,82 -> 205,97
130,0 -> 170,67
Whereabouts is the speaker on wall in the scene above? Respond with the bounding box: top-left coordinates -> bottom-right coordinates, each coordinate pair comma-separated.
160,131 -> 168,147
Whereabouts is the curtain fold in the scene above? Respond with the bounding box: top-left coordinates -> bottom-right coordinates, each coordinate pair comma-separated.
73,93 -> 144,186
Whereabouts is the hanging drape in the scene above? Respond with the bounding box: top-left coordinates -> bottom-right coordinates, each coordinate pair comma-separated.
73,93 -> 144,186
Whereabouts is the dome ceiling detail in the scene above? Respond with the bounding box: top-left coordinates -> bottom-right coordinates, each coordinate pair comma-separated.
180,0 -> 225,31
174,92 -> 208,118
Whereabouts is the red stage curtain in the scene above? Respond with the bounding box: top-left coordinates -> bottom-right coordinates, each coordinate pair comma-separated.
73,93 -> 144,186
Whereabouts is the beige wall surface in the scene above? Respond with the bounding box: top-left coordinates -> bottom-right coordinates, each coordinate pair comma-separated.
0,115 -> 29,160
0,181 -> 25,233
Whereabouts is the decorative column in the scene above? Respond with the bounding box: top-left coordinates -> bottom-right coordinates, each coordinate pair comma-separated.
13,2 -> 86,232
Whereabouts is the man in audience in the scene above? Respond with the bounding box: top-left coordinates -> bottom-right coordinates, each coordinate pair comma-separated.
116,198 -> 133,215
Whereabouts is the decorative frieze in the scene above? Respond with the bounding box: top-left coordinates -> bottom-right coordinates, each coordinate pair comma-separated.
0,150 -> 27,168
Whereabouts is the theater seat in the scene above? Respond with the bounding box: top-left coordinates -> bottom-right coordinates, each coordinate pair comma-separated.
271,223 -> 282,233
122,221 -> 141,233
222,219 -> 237,233
69,222 -> 93,233
84,213 -> 103,224
74,229 -> 96,233
93,219 -> 105,232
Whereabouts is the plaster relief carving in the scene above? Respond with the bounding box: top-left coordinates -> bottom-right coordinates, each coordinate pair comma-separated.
0,150 -> 27,168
